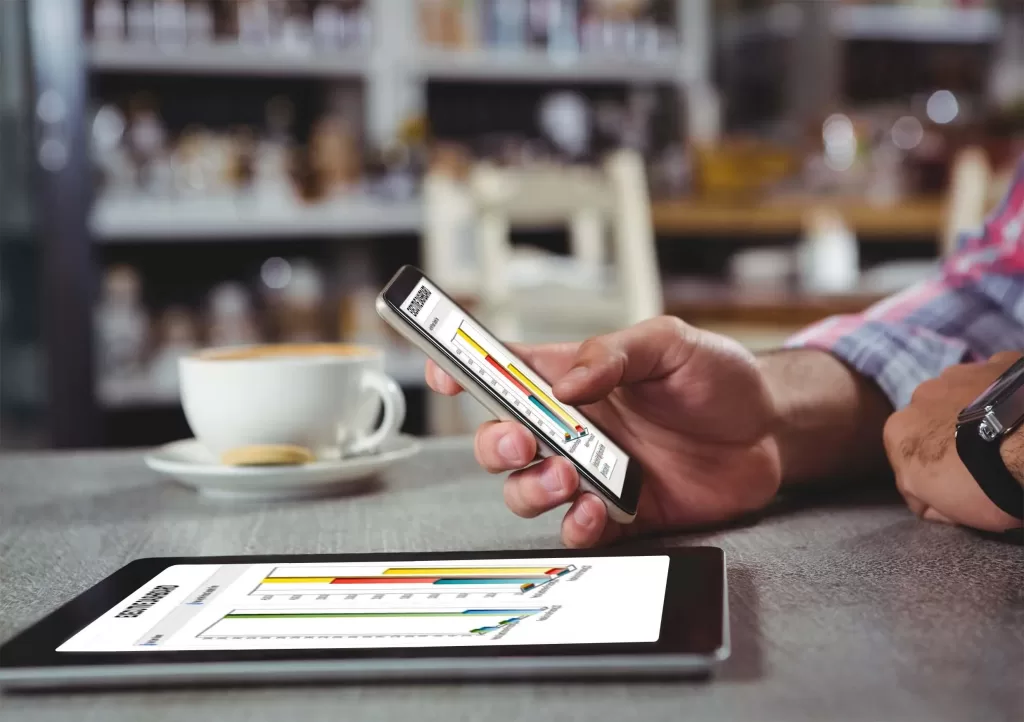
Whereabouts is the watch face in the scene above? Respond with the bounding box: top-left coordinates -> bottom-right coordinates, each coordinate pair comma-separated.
964,358 -> 1024,415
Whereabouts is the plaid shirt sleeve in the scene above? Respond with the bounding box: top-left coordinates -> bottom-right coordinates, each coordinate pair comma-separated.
785,153 -> 1024,409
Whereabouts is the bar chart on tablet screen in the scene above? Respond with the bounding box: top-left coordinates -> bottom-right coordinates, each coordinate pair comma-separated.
450,322 -> 588,445
198,608 -> 547,641
251,564 -> 577,602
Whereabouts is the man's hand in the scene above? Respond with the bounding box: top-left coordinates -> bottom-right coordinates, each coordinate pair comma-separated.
428,317 -> 806,547
883,351 -> 1024,532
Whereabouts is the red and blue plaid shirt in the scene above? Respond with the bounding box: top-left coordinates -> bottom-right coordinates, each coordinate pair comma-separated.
787,154 -> 1024,409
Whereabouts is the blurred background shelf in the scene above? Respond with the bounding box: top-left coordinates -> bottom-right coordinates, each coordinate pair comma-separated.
724,3 -> 1002,45
90,196 -> 423,242
416,47 -> 682,83
831,5 -> 1001,44
651,197 -> 946,239
92,195 -> 948,242
88,42 -> 369,77
663,283 -> 887,352
664,285 -> 884,326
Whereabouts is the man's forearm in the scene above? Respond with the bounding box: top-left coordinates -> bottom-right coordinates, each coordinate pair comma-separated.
759,350 -> 894,486
1000,429 -> 1024,487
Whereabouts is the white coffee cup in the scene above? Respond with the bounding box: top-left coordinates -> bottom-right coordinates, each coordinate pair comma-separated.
179,343 -> 406,461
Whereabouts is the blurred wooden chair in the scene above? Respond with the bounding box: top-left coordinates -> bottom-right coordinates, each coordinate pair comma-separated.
421,149 -> 663,434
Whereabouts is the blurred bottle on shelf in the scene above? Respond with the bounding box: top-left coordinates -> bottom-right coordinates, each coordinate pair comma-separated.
207,283 -> 262,348
638,5 -> 670,58
173,126 -> 236,198
363,113 -> 426,200
227,126 -> 258,192
729,247 -> 796,293
797,209 -> 859,295
252,95 -> 302,206
546,0 -> 581,55
264,259 -> 329,343
94,266 -> 150,401
486,0 -> 528,49
153,0 -> 188,47
313,0 -> 344,49
94,0 -> 126,43
185,0 -> 215,44
526,0 -> 553,46
366,146 -> 417,200
309,113 -> 363,200
91,104 -> 136,196
126,94 -> 173,196
171,126 -> 207,196
524,0 -> 581,54
336,248 -> 412,360
579,6 -> 599,52
127,0 -> 156,43
865,142 -> 906,206
279,0 -> 315,53
236,0 -> 272,47
149,306 -> 201,397
420,0 -> 466,48
538,91 -> 591,160
581,0 -> 650,55
337,255 -> 387,348
340,0 -> 372,47
252,139 -> 301,206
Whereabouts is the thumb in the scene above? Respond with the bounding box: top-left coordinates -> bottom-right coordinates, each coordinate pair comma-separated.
552,316 -> 697,404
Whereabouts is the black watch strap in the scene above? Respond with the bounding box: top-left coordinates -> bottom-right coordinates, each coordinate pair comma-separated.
956,423 -> 1024,520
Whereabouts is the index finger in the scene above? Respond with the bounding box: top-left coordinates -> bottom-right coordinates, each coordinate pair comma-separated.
425,358 -> 464,396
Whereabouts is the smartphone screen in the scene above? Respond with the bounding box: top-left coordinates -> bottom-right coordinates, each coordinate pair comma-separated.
396,275 -> 633,501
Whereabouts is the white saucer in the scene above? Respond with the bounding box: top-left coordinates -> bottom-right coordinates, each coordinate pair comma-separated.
144,435 -> 422,500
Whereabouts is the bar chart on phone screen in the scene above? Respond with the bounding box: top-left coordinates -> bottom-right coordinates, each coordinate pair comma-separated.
251,564 -> 577,602
450,321 -> 588,446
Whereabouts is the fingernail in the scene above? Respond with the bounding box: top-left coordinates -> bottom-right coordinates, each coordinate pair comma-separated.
497,433 -> 524,466
573,500 -> 594,527
561,366 -> 590,387
539,465 -> 564,494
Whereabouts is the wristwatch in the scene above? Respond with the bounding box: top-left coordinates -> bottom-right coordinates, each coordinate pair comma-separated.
955,357 -> 1024,520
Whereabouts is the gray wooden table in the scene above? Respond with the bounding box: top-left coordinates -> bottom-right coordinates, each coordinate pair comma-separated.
1,438 -> 1021,722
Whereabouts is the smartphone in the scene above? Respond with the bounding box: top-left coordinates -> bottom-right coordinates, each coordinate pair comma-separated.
376,265 -> 642,524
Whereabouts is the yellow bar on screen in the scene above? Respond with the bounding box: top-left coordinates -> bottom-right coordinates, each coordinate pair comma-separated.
455,327 -> 488,358
262,577 -> 337,583
506,364 -> 581,429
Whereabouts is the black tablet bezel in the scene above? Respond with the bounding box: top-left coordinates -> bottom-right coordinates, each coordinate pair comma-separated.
381,265 -> 644,517
0,548 -> 725,670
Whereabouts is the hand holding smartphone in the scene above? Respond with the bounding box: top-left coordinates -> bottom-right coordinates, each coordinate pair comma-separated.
377,266 -> 643,523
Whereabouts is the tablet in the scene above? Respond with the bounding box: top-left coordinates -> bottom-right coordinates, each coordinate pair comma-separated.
0,548 -> 727,689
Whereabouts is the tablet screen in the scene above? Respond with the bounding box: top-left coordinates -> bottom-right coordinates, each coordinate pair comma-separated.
58,555 -> 669,652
